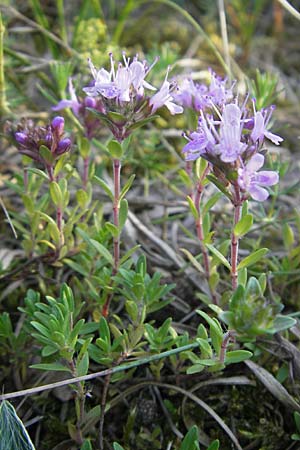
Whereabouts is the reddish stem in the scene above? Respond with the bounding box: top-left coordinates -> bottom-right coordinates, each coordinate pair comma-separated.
231,183 -> 242,291
185,160 -> 194,200
102,158 -> 121,317
112,158 -> 121,274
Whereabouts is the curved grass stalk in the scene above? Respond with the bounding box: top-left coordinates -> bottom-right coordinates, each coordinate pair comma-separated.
113,0 -> 229,75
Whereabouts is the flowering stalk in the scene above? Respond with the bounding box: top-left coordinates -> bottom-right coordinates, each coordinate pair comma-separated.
14,116 -> 71,256
192,166 -> 218,304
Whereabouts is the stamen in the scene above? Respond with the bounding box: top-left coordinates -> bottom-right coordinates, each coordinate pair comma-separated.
109,53 -> 115,80
88,58 -> 97,79
146,56 -> 159,75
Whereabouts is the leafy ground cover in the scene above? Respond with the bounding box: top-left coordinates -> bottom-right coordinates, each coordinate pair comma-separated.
0,1 -> 300,449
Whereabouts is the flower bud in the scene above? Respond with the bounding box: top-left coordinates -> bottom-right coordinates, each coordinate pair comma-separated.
56,138 -> 71,156
51,116 -> 65,136
15,132 -> 28,146
84,97 -> 96,109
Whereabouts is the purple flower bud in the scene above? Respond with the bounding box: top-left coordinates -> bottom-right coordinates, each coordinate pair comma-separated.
84,97 -> 97,108
15,132 -> 28,146
45,132 -> 52,148
51,116 -> 65,136
56,138 -> 71,156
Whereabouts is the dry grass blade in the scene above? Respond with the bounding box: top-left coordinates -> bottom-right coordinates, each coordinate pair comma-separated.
245,359 -> 300,412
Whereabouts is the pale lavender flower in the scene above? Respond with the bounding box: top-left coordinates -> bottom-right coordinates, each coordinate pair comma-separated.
251,109 -> 283,146
175,70 -> 233,112
182,130 -> 208,161
149,68 -> 183,115
238,153 -> 279,201
216,104 -> 247,163
53,78 -> 81,116
83,52 -> 156,102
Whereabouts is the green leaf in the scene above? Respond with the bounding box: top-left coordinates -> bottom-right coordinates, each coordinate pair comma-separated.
89,239 -> 113,265
283,223 -> 294,249
77,352 -> 89,377
207,174 -> 232,199
22,194 -> 35,214
39,145 -> 55,165
197,311 -> 223,356
78,136 -> 91,159
202,192 -> 222,216
105,222 -> 119,238
179,425 -> 200,450
120,174 -> 136,201
207,439 -> 220,450
76,189 -> 89,208
195,156 -> 208,180
206,244 -> 231,270
186,364 -> 205,374
225,350 -> 252,364
294,411 -> 300,432
237,248 -> 268,270
93,176 -> 114,201
187,195 -> 199,220
178,169 -> 193,189
119,199 -> 128,230
80,440 -> 93,450
107,140 -> 123,159
26,167 -> 49,180
126,115 -> 159,132
119,245 -> 141,264
50,181 -> 63,207
30,363 -> 70,372
113,443 -> 125,450
0,401 -> 36,450
267,315 -> 297,334
180,248 -> 204,274
30,321 -> 51,338
234,214 -> 253,237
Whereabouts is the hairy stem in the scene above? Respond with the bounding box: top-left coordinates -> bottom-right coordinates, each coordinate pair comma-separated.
231,183 -> 242,290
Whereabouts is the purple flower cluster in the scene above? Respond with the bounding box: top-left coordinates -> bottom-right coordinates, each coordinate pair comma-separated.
15,116 -> 71,167
181,81 -> 282,202
174,70 -> 233,111
79,52 -> 183,141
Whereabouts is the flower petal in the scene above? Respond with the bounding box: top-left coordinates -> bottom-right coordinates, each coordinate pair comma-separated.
264,130 -> 283,145
249,184 -> 269,201
255,170 -> 279,186
246,153 -> 264,172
